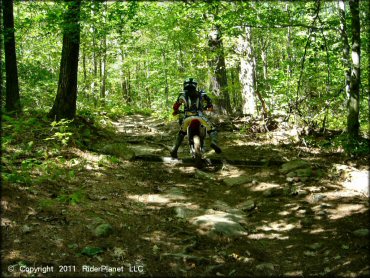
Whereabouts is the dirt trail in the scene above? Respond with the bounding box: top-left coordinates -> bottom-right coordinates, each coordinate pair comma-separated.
2,114 -> 369,277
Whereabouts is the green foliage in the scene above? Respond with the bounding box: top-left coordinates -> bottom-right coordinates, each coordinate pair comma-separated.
57,190 -> 86,205
38,199 -> 58,210
80,246 -> 104,257
339,135 -> 370,156
7,1 -> 370,135
304,133 -> 370,156
45,119 -> 74,146
106,106 -> 152,118
2,171 -> 32,185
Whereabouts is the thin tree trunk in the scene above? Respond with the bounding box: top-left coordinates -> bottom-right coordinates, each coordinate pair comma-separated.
100,1 -> 107,104
286,3 -> 293,79
91,5 -> 97,106
347,0 -> 361,138
162,50 -> 169,109
3,0 -> 21,113
178,41 -> 184,73
145,49 -> 151,108
237,26 -> 256,115
338,0 -> 351,98
48,0 -> 81,120
82,43 -> 88,99
367,0 -> 370,127
100,35 -> 107,104
208,24 -> 231,114
230,68 -> 238,111
255,91 -> 269,118
0,0 -> 3,106
127,68 -> 131,103
120,49 -> 127,101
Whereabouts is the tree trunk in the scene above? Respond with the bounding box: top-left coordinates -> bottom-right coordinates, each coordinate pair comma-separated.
230,68 -> 238,111
0,0 -> 3,104
237,26 -> 256,115
255,91 -> 269,118
162,50 -> 169,108
91,5 -> 97,106
3,0 -> 21,113
126,68 -> 131,104
347,0 -> 361,138
81,43 -> 88,99
120,49 -> 127,101
338,0 -> 351,98
208,24 -> 231,114
48,0 -> 81,121
100,35 -> 107,104
177,41 -> 185,73
99,1 -> 107,105
367,0 -> 370,126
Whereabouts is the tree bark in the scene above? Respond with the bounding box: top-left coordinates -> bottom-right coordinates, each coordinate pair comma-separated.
338,0 -> 351,98
367,0 -> 370,128
237,26 -> 256,115
208,24 -> 231,114
162,50 -> 169,108
0,0 -> 3,106
99,1 -> 107,105
3,0 -> 21,114
347,0 -> 361,138
100,35 -> 107,104
48,0 -> 81,120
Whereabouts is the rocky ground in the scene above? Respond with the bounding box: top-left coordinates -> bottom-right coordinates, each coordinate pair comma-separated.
2,114 -> 369,277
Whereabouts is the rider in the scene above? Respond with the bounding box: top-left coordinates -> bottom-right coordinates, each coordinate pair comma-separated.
170,77 -> 222,158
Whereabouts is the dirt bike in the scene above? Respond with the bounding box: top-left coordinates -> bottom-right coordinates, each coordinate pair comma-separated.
182,115 -> 208,167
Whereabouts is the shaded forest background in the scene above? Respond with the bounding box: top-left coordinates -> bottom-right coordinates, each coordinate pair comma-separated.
1,0 -> 369,138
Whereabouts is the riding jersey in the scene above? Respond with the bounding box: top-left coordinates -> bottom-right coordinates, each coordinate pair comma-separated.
173,90 -> 213,117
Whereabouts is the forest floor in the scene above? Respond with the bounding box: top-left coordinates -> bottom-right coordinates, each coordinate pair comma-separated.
2,113 -> 369,277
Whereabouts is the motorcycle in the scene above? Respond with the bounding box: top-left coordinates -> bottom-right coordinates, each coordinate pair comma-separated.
182,115 -> 208,167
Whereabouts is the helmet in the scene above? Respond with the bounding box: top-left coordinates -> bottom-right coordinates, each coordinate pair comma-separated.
183,78 -> 198,91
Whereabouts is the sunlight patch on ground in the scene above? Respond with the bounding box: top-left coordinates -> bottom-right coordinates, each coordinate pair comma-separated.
127,192 -> 186,206
166,202 -> 200,210
247,233 -> 289,240
1,217 -> 14,228
231,139 -> 262,146
256,220 -> 299,232
284,270 -> 304,276
296,146 -> 321,154
142,230 -> 167,243
333,164 -> 369,196
278,210 -> 291,216
326,204 -> 367,220
128,194 -> 171,204
219,166 -> 246,179
70,148 -> 105,162
177,166 -> 198,175
1,200 -> 10,210
323,190 -> 368,199
250,182 -> 281,192
190,211 -> 248,237
4,250 -> 21,261
309,228 -> 326,234
342,171 -> 369,195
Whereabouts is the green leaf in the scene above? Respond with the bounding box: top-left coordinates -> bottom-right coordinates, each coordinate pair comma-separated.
81,246 -> 104,257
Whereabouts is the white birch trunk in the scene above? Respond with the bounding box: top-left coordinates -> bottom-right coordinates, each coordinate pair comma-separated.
237,26 -> 256,115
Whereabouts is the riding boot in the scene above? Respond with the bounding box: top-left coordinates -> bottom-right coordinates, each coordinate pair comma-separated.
170,132 -> 185,158
209,130 -> 222,154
